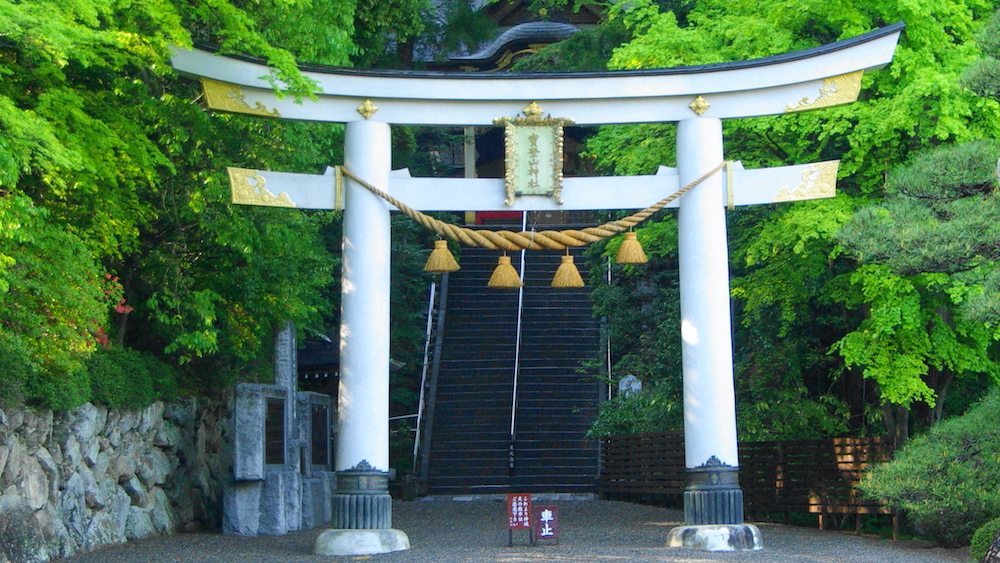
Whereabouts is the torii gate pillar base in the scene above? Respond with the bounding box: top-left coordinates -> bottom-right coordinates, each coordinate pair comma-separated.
313,528 -> 410,556
667,524 -> 763,552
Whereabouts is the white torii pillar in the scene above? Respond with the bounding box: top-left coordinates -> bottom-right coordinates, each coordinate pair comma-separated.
171,22 -> 902,555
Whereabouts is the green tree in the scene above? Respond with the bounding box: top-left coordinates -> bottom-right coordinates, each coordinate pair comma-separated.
569,0 -> 1000,439
0,1 -> 358,406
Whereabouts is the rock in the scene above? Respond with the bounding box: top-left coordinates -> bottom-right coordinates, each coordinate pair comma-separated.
91,450 -> 110,480
139,403 -> 165,435
0,494 -> 49,563
0,436 -> 24,488
20,457 -> 48,510
82,437 -> 100,468
106,482 -> 131,533
125,506 -> 156,540
0,407 -> 7,427
117,410 -> 140,434
164,398 -> 197,426
122,476 -> 147,506
155,422 -> 183,448
34,447 -> 57,476
59,473 -> 88,547
33,508 -> 71,559
0,445 -> 8,481
20,409 -> 53,449
81,467 -> 100,509
138,448 -> 171,486
69,403 -> 102,443
5,409 -> 23,433
105,452 -> 136,484
61,436 -> 82,471
148,487 -> 175,534
86,511 -> 127,548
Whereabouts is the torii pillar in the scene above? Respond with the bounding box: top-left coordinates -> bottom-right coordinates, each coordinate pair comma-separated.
171,22 -> 902,555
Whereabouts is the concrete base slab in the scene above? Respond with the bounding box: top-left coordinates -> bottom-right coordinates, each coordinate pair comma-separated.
313,528 -> 410,556
667,524 -> 763,551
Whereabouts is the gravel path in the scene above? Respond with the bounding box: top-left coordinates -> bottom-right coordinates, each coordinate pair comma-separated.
58,498 -> 971,563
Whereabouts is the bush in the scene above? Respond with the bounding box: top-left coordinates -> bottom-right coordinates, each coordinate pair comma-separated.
587,381 -> 683,438
25,369 -> 92,412
86,348 -> 180,410
859,387 -> 1000,547
971,517 -> 1000,562
0,331 -> 37,407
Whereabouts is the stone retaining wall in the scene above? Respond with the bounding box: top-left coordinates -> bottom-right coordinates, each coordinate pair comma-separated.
0,396 -> 231,562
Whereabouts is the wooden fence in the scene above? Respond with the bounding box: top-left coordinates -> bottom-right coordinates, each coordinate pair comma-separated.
599,432 -> 897,535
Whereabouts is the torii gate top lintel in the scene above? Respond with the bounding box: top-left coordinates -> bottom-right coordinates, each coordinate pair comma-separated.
171,22 -> 903,126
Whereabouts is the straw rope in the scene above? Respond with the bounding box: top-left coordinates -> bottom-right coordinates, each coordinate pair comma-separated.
339,161 -> 728,251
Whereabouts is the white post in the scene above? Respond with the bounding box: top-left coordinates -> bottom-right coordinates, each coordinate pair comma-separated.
338,120 -> 392,473
323,119 -> 410,553
675,117 -> 746,530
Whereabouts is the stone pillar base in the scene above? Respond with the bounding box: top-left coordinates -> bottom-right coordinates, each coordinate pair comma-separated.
332,493 -> 391,529
684,488 -> 744,525
313,529 -> 410,556
667,524 -> 763,551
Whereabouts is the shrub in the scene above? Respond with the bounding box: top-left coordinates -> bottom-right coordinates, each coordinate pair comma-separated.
86,348 -> 180,410
859,387 -> 1000,547
971,516 -> 1000,562
0,331 -> 37,407
25,369 -> 92,412
587,381 -> 683,438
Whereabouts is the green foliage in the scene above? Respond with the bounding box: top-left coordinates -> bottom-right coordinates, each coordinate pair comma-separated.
0,0 -> 389,408
25,368 -> 92,413
971,516 -> 1000,562
0,194 -> 112,377
962,10 -> 1000,100
0,332 -> 36,407
86,347 -> 180,410
588,382 -> 682,437
831,266 -> 999,407
582,0 -> 1000,438
859,387 -> 1000,547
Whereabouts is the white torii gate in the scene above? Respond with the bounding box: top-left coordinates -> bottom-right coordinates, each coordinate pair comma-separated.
172,22 -> 902,555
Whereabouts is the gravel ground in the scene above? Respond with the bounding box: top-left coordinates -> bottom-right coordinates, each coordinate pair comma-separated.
58,498 -> 972,563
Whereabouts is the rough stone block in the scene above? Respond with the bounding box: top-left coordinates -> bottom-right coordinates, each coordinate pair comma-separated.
222,480 -> 262,536
233,385 -> 268,481
258,470 -> 301,535
148,487 -> 175,534
282,470 -> 303,532
300,476 -> 330,530
125,506 -> 156,540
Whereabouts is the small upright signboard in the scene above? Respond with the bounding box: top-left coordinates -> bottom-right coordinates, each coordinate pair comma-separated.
534,505 -> 559,544
507,493 -> 533,546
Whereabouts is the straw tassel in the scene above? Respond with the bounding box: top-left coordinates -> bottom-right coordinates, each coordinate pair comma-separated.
551,254 -> 584,288
616,231 -> 648,264
424,240 -> 460,273
487,255 -> 522,288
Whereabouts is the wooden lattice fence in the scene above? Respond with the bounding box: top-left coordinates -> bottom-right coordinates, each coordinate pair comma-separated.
599,432 -> 897,536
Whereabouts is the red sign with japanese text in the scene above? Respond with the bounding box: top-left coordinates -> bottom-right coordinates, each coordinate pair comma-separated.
507,493 -> 532,530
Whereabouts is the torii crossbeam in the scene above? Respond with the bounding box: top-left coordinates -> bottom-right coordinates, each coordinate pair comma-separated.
172,21 -> 903,555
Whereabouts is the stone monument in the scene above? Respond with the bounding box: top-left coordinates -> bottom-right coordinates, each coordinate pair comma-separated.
223,321 -> 337,535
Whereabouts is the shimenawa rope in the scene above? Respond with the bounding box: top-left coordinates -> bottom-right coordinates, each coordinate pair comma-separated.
339,162 -> 728,251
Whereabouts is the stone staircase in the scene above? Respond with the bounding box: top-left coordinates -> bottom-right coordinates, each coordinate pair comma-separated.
422,245 -> 601,495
